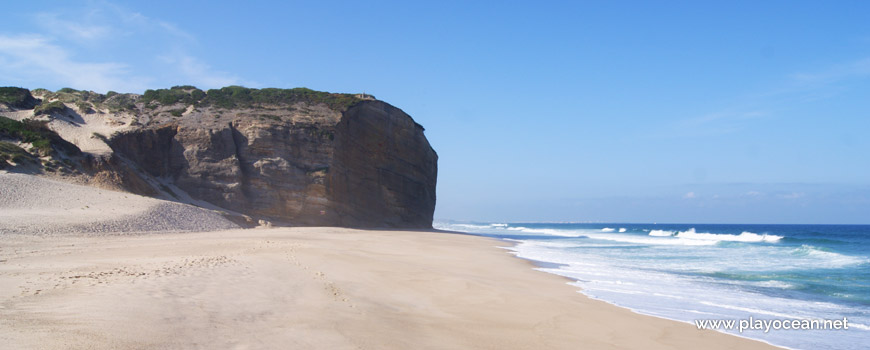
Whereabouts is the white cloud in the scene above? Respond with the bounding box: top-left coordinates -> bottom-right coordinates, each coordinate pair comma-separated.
670,109 -> 769,137
102,3 -> 195,41
780,192 -> 806,200
158,52 -> 240,89
0,34 -> 149,92
35,12 -> 112,42
35,2 -> 194,43
683,192 -> 696,199
789,58 -> 870,87
654,56 -> 870,140
0,2 -> 238,92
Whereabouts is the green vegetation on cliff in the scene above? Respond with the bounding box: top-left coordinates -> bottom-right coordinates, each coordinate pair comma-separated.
0,116 -> 80,156
103,93 -> 138,112
0,87 -> 39,109
142,86 -> 206,106
205,86 -> 362,110
12,86 -> 362,114
0,141 -> 36,168
34,88 -> 106,104
141,85 -> 362,111
34,101 -> 68,115
30,88 -> 138,113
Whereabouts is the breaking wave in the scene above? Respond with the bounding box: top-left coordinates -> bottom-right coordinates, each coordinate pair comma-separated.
674,228 -> 783,243
647,228 -> 782,243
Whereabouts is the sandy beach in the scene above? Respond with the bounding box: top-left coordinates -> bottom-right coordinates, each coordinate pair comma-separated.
0,173 -> 779,349
0,230 -> 780,349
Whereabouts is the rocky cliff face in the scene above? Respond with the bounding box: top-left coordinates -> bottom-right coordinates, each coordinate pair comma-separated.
1,87 -> 437,228
330,102 -> 437,227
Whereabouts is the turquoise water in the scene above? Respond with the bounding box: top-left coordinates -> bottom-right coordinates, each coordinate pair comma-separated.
436,222 -> 870,349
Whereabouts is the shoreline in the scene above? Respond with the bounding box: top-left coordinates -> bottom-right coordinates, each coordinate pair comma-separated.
479,234 -> 789,349
0,227 -> 779,349
435,222 -> 870,350
511,249 -> 789,350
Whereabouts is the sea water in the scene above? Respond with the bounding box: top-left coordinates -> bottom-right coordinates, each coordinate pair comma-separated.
435,222 -> 870,349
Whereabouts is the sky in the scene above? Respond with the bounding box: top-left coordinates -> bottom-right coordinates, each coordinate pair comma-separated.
1,1 -> 868,224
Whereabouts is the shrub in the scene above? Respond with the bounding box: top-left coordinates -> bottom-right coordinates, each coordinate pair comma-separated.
34,101 -> 68,115
92,132 -> 109,142
142,86 -> 207,106
204,86 -> 252,108
29,89 -> 111,108
75,101 -> 94,114
0,87 -> 40,109
0,141 -> 35,166
103,93 -> 138,112
0,116 -> 81,156
202,86 -> 362,111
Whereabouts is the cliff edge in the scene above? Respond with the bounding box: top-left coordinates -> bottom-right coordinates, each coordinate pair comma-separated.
0,86 -> 437,228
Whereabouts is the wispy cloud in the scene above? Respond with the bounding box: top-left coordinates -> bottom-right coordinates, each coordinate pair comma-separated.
779,192 -> 806,200
653,56 -> 870,139
35,12 -> 112,42
157,52 -> 240,88
34,1 -> 194,43
0,34 -> 148,92
0,1 -> 238,92
789,58 -> 870,87
674,110 -> 769,136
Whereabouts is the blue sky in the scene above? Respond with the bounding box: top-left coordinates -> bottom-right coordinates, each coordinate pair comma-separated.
2,1 -> 868,224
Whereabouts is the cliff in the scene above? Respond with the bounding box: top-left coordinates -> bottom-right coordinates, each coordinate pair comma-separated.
0,86 -> 437,228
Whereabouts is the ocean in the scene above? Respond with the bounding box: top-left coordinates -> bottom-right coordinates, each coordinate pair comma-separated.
435,222 -> 870,349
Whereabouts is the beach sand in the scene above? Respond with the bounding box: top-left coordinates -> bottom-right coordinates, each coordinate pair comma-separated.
0,228 -> 781,349
0,173 -> 779,349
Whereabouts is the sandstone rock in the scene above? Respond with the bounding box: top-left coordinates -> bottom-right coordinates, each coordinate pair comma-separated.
3,86 -> 437,228
100,90 -> 436,228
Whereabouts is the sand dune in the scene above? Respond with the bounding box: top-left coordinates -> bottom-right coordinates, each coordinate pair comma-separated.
0,172 -> 238,235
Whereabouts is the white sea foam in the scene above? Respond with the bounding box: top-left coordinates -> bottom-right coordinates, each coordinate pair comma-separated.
515,240 -> 582,249
505,226 -> 585,237
490,223 -> 508,227
698,301 -> 802,319
748,280 -> 795,289
674,228 -> 783,243
618,228 -> 627,233
601,227 -> 616,232
649,229 -> 675,237
478,224 -> 870,350
437,223 -> 491,231
584,233 -> 717,246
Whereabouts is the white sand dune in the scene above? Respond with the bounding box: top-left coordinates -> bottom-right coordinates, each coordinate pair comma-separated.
2,104 -> 131,155
0,172 -> 238,234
